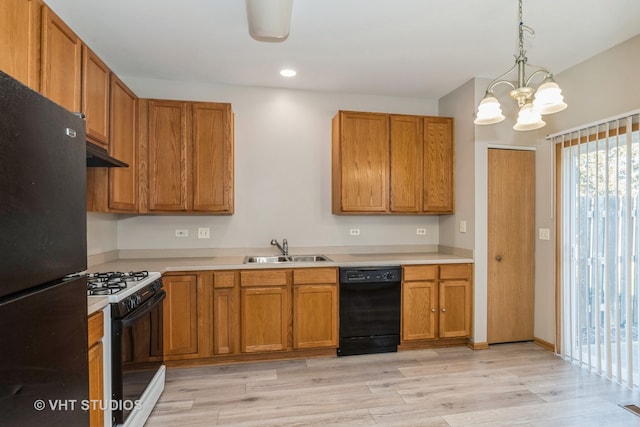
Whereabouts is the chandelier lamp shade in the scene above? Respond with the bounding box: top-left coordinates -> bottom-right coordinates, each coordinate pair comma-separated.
474,0 -> 567,131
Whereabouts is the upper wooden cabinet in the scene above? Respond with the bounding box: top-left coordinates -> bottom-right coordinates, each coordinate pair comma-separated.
389,114 -> 422,213
82,45 -> 111,148
40,6 -> 82,113
108,74 -> 138,211
146,100 -> 189,211
192,102 -> 234,212
332,110 -> 454,214
423,117 -> 454,213
332,111 -> 389,213
0,0 -> 42,90
42,5 -> 116,152
142,99 -> 234,214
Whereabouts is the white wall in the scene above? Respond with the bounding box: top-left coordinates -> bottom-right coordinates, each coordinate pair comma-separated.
87,213 -> 118,255
103,80 -> 442,251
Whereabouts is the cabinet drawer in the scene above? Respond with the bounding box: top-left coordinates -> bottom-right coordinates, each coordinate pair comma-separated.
403,265 -> 438,281
88,310 -> 104,348
214,271 -> 236,288
440,264 -> 472,280
293,268 -> 337,285
240,270 -> 288,287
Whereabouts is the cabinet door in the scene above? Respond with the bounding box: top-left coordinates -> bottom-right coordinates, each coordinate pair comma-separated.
0,0 -> 41,90
212,271 -> 239,355
109,75 -> 138,211
163,274 -> 198,356
192,102 -> 234,213
389,115 -> 422,213
332,111 -> 389,213
293,284 -> 337,349
439,280 -> 471,338
82,46 -> 110,148
41,6 -> 81,112
241,286 -> 290,353
423,117 -> 454,213
148,100 -> 189,211
88,342 -> 104,427
402,280 -> 437,341
87,311 -> 104,427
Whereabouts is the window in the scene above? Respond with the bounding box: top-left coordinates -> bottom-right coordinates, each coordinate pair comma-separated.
556,112 -> 639,387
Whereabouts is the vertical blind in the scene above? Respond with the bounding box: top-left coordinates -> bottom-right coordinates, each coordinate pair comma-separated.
554,111 -> 639,387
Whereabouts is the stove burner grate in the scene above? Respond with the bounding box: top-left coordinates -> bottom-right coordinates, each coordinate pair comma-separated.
86,270 -> 150,296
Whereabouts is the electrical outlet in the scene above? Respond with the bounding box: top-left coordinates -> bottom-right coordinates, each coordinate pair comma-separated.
350,228 -> 360,236
175,229 -> 188,238
198,227 -> 210,239
416,228 -> 426,235
539,228 -> 551,240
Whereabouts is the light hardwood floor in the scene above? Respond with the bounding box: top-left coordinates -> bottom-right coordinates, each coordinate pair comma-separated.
145,342 -> 640,426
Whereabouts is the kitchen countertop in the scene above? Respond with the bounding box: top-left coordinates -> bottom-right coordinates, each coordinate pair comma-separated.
85,251 -> 473,315
87,252 -> 474,274
88,296 -> 109,316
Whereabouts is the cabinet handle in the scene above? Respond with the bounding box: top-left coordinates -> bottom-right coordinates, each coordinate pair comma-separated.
495,255 -> 503,262
441,308 -> 446,312
431,308 -> 436,312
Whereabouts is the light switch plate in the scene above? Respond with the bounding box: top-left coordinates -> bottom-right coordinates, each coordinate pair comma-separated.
459,220 -> 467,233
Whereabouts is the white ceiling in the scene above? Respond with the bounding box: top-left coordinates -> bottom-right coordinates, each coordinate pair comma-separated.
46,0 -> 640,99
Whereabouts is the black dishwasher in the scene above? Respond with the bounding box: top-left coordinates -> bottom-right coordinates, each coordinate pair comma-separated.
337,266 -> 402,356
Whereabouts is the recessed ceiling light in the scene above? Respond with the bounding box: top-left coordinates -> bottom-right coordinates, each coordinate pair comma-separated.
280,69 -> 296,77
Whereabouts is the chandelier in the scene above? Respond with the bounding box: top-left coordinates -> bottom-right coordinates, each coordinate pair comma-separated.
474,0 -> 567,131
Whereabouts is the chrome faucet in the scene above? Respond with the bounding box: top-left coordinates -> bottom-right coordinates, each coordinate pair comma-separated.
270,238 -> 288,256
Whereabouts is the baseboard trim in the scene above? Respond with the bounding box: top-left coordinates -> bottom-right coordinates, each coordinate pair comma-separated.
467,340 -> 489,350
533,337 -> 555,352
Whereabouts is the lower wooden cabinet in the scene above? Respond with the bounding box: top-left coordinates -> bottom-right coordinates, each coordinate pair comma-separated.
87,310 -> 104,427
161,263 -> 470,364
292,268 -> 338,349
162,274 -> 199,357
161,267 -> 339,362
439,264 -> 472,338
240,270 -> 290,353
402,264 -> 472,343
212,271 -> 239,355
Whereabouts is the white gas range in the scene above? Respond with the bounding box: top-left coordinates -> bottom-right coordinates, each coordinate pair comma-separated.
87,271 -> 165,427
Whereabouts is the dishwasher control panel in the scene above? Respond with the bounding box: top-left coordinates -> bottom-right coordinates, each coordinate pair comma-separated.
339,266 -> 402,284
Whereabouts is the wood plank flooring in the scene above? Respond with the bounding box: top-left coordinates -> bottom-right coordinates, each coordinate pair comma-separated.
145,342 -> 640,426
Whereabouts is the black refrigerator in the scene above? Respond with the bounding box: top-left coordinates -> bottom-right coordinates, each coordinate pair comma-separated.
0,71 -> 90,426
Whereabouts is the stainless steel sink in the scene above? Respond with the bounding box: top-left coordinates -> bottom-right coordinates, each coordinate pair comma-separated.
288,255 -> 332,262
243,254 -> 332,263
243,256 -> 290,263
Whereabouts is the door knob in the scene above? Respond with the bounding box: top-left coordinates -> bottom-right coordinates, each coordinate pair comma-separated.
495,255 -> 503,262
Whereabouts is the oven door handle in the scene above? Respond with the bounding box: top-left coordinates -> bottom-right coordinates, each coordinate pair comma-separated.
120,290 -> 166,329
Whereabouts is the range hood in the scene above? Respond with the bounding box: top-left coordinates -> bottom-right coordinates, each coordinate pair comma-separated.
86,141 -> 128,168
